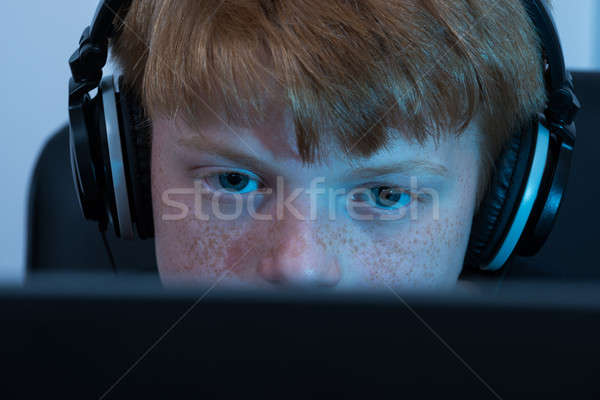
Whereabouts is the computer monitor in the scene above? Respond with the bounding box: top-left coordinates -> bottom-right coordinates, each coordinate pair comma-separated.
0,272 -> 598,397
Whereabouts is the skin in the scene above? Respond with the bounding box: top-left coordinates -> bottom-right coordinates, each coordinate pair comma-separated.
151,99 -> 481,291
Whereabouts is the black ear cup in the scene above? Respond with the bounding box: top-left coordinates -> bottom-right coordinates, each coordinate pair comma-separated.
69,76 -> 121,234
69,83 -> 105,225
69,74 -> 154,240
515,133 -> 573,256
465,120 -> 538,269
116,77 -> 154,239
98,75 -> 135,238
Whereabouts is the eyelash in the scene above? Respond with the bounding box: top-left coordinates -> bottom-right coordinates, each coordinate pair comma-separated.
195,169 -> 266,195
348,184 -> 427,215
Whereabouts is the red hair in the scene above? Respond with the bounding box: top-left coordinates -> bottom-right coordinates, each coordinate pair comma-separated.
111,0 -> 548,205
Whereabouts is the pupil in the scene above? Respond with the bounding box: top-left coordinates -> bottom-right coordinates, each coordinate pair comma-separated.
227,173 -> 242,185
219,173 -> 248,191
372,186 -> 401,206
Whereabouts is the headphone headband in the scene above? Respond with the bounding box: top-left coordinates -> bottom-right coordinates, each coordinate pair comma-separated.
522,1 -> 580,145
69,0 -> 132,98
88,0 -> 129,42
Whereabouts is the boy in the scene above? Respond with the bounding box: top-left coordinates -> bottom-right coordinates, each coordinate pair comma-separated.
109,0 -> 547,289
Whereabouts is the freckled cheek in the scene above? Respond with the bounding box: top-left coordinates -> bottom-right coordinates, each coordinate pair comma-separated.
152,190 -> 275,284
345,217 -> 470,288
350,232 -> 426,287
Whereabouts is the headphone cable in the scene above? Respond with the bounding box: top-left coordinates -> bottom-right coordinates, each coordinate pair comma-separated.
99,228 -> 117,274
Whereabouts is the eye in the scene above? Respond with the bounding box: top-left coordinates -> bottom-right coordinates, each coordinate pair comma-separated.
353,185 -> 413,210
216,172 -> 260,194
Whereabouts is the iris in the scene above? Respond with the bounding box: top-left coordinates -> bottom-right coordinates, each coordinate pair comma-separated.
218,173 -> 259,194
370,186 -> 411,209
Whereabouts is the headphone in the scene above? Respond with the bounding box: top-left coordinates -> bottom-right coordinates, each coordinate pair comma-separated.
68,0 -> 580,271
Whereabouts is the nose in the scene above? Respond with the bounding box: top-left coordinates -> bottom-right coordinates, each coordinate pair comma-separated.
257,218 -> 342,287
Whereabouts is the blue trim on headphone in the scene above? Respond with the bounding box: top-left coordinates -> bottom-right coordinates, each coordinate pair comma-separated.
483,123 -> 550,271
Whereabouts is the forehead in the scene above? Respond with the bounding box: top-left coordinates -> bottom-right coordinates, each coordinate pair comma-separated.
159,97 -> 481,171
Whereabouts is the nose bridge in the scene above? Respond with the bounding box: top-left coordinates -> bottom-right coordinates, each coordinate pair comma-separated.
275,213 -> 319,260
258,210 -> 341,287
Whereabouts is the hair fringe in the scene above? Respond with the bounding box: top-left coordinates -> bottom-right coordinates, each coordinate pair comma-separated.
111,0 -> 548,205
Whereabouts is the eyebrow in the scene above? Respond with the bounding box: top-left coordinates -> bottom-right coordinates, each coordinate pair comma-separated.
343,160 -> 448,179
178,136 -> 272,172
178,136 -> 448,178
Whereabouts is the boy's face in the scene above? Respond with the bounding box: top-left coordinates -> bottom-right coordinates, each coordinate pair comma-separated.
151,99 -> 481,290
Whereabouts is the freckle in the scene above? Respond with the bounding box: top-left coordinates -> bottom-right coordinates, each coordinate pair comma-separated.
316,235 -> 326,250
